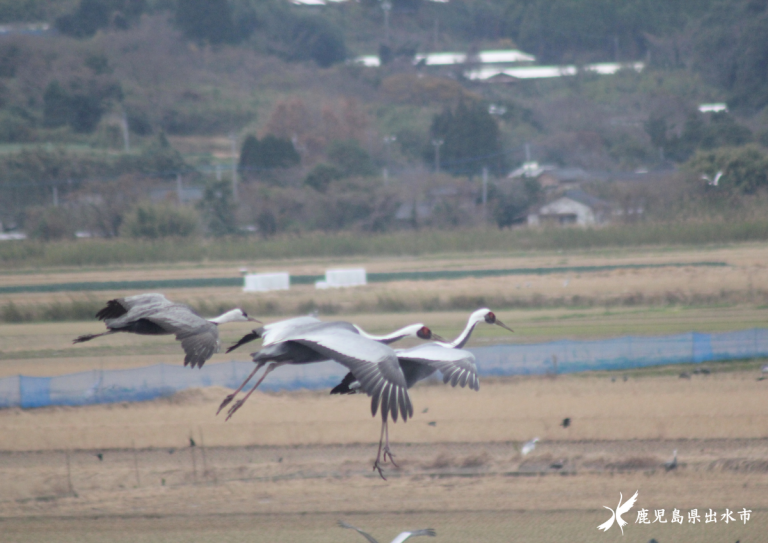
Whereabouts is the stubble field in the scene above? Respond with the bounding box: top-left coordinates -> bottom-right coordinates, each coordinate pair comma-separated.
1,243 -> 768,542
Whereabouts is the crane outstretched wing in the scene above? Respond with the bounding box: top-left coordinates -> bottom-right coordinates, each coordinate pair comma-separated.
98,293 -> 173,323
337,520 -> 379,543
396,343 -> 479,390
391,529 -> 436,543
176,325 -> 220,368
261,316 -> 322,346
289,325 -> 413,423
597,507 -> 615,532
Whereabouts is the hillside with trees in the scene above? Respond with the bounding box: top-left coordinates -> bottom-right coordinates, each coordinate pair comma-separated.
0,0 -> 767,240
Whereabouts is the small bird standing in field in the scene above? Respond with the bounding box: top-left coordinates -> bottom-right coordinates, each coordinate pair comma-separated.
521,437 -> 539,456
664,449 -> 678,471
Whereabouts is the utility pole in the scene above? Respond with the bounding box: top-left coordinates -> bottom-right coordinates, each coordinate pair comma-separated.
482,166 -> 488,221
525,142 -> 531,162
433,19 -> 439,51
382,1 -> 392,44
229,133 -> 238,199
432,139 -> 444,173
176,174 -> 183,204
383,135 -> 396,183
121,112 -> 130,152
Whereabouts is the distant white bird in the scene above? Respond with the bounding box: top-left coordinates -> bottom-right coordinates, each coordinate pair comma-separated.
521,437 -> 539,456
597,491 -> 639,535
338,520 -> 436,543
701,171 -> 723,186
664,449 -> 678,471
73,293 -> 257,368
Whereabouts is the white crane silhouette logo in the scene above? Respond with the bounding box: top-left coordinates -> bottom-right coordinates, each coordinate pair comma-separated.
597,490 -> 639,535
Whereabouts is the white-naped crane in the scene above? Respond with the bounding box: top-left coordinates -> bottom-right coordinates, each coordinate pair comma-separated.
434,307 -> 514,348
72,293 -> 258,368
220,316 -> 441,411
330,308 -> 511,475
220,319 -> 442,478
225,316 -> 438,353
338,520 -> 436,543
331,307 -> 512,394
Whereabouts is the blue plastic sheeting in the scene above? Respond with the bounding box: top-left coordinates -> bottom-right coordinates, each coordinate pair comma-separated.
1,328 -> 767,409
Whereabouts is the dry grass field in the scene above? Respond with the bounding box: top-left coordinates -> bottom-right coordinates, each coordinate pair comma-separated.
4,243 -> 768,317
1,243 -> 768,542
1,373 -> 767,543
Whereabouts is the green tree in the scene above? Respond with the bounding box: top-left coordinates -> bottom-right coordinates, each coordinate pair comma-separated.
132,132 -> 186,177
286,15 -> 346,67
491,178 -> 541,229
43,81 -> 71,128
175,0 -> 235,45
25,206 -> 77,241
55,0 -> 145,38
326,140 -> 376,177
304,163 -> 343,192
239,134 -> 299,176
238,134 -> 260,173
198,178 -> 238,236
686,145 -> 768,194
699,112 -> 753,149
42,78 -> 122,133
122,203 -> 199,239
258,135 -> 300,168
429,101 -> 504,176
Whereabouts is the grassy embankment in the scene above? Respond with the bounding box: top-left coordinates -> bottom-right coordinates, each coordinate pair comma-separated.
3,220 -> 768,268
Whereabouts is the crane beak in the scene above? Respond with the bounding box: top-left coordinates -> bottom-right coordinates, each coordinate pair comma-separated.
496,320 -> 514,333
431,333 -> 447,342
247,317 -> 261,323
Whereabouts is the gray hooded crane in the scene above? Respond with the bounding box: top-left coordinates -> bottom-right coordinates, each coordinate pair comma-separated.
338,520 -> 436,543
73,293 -> 257,368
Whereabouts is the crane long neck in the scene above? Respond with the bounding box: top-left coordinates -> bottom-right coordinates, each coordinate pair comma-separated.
450,317 -> 481,349
208,309 -> 239,325
356,325 -> 414,345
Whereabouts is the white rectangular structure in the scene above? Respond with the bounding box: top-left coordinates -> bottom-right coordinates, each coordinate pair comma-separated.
243,272 -> 290,292
316,268 -> 367,289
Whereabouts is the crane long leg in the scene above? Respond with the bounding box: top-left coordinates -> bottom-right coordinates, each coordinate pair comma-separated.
382,420 -> 398,467
373,420 -> 388,480
372,420 -> 398,480
225,361 -> 287,421
217,362 -> 266,415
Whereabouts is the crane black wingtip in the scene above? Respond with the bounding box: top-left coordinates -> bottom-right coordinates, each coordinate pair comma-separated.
330,372 -> 357,395
226,331 -> 262,354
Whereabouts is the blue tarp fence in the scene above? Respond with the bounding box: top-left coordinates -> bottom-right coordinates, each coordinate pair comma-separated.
2,328 -> 767,409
